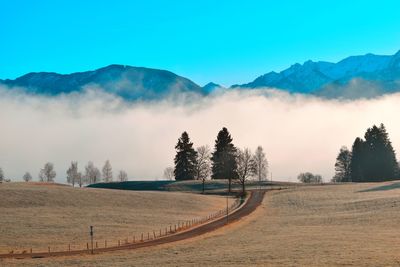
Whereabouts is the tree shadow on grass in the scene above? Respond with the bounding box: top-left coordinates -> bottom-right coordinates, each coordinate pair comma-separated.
358,182 -> 400,193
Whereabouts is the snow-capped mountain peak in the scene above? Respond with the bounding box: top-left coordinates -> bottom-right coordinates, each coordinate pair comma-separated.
237,50 -> 400,97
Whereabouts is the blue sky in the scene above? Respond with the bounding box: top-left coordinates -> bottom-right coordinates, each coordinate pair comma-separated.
1,0 -> 400,86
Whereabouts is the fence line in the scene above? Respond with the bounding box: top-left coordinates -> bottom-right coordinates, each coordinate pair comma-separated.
0,196 -> 243,257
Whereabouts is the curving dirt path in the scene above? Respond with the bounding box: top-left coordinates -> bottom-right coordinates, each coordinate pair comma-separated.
0,190 -> 266,259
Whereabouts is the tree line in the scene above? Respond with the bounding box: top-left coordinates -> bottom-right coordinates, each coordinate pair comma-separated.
167,127 -> 269,194
297,172 -> 322,183
333,123 -> 399,182
0,160 -> 129,186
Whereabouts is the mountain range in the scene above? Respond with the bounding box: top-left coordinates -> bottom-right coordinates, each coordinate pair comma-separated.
0,65 -> 203,100
237,50 -> 400,99
1,50 -> 400,100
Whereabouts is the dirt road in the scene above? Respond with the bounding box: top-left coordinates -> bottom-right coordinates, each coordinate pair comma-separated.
0,190 -> 266,259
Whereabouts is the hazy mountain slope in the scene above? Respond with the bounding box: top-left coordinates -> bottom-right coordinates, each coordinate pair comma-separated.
202,82 -> 225,93
1,65 -> 203,100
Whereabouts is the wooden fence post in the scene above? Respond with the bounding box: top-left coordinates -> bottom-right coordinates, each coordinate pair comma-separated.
105,240 -> 107,248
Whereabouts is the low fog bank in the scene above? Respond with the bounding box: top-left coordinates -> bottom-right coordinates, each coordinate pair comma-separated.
1,86 -> 400,183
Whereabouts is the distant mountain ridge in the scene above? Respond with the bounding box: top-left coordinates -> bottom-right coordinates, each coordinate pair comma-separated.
1,50 -> 400,100
237,50 -> 400,98
0,64 -> 204,100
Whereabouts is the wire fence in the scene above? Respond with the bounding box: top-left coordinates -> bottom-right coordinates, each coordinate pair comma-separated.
0,196 -> 243,258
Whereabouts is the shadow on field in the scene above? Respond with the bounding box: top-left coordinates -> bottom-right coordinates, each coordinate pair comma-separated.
358,182 -> 400,192
86,180 -> 285,195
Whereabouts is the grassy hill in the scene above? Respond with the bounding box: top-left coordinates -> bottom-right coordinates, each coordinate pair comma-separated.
0,182 -> 226,253
9,181 -> 400,266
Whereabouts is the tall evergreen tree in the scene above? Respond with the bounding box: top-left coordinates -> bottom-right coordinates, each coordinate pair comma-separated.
332,146 -> 352,182
363,124 -> 398,181
174,131 -> 197,181
350,137 -> 365,182
211,127 -> 238,192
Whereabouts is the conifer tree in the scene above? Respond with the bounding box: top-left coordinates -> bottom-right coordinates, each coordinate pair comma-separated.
363,124 -> 398,181
211,127 -> 238,192
349,124 -> 398,182
174,131 -> 197,181
350,137 -> 365,182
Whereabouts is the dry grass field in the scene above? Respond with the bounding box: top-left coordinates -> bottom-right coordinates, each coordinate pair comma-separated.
0,182 -> 226,254
5,181 -> 400,266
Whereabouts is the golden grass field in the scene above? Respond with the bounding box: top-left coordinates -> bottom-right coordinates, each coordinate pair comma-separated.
3,181 -> 400,266
0,182 -> 226,254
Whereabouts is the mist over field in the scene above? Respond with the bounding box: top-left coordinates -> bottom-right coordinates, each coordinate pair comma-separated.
1,85 -> 400,183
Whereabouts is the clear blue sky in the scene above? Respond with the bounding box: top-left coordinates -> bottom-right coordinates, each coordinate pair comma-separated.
1,0 -> 400,86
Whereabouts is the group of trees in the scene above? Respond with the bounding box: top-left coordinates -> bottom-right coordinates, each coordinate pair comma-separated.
65,160 -> 128,187
170,127 -> 269,194
297,172 -> 323,183
333,124 -> 399,182
0,160 -> 128,186
39,162 -> 57,182
0,168 -> 31,183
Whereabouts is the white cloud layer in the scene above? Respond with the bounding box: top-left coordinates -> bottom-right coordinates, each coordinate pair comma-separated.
1,86 -> 400,183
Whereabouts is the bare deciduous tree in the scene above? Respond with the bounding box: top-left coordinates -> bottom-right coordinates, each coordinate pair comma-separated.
163,167 -> 174,180
38,170 -> 45,182
254,146 -> 268,185
39,162 -> 56,182
102,160 -> 113,182
76,172 -> 84,187
0,168 -> 4,182
66,161 -> 79,187
236,148 -> 256,194
84,161 -> 101,185
195,145 -> 212,193
22,172 -> 32,182
118,170 -> 128,182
